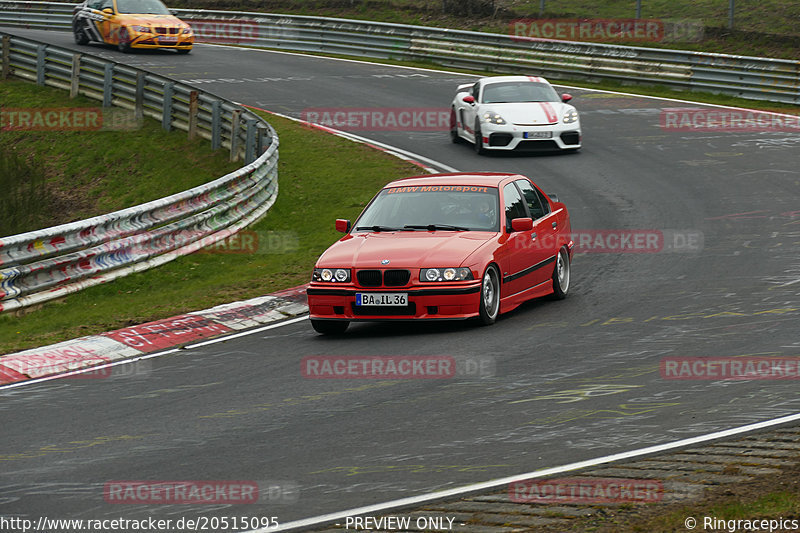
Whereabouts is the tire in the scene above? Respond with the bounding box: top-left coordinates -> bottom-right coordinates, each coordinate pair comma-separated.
478,265 -> 500,325
551,247 -> 571,300
311,319 -> 349,335
450,108 -> 461,144
73,23 -> 89,45
474,119 -> 486,155
176,48 -> 191,54
117,27 -> 131,53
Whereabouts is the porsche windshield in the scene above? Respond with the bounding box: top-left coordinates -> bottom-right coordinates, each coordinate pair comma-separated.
116,0 -> 171,15
481,82 -> 559,103
355,186 -> 500,232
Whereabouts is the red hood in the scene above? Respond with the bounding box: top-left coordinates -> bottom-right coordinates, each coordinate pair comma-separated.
317,231 -> 497,268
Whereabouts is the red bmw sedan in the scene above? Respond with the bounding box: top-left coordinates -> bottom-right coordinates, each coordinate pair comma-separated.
306,172 -> 573,334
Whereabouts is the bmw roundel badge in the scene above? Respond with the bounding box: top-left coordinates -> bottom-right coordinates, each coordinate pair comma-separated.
381,259 -> 390,265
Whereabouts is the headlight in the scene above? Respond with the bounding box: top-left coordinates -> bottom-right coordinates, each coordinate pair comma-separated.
182,26 -> 192,34
563,109 -> 579,124
131,25 -> 151,33
312,268 -> 351,283
420,267 -> 474,282
483,112 -> 506,125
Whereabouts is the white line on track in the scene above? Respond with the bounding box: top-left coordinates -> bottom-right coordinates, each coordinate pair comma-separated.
252,412 -> 800,532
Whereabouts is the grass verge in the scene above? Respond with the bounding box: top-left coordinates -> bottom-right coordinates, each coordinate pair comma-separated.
0,107 -> 423,354
0,79 -> 241,235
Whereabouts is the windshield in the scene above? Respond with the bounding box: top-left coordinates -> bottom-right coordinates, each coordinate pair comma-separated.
355,185 -> 500,232
482,82 -> 559,103
116,0 -> 171,15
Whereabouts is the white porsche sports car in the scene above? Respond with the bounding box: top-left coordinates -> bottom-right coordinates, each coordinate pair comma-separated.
450,76 -> 581,154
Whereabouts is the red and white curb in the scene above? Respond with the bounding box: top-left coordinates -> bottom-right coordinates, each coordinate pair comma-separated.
0,285 -> 309,385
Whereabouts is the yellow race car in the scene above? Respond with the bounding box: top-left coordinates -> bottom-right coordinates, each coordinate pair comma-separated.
72,0 -> 194,53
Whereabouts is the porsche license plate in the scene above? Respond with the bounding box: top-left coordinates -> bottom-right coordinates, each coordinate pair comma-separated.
523,131 -> 553,139
356,293 -> 408,306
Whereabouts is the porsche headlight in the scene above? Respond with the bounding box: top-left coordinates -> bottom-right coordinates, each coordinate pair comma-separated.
131,25 -> 151,33
563,109 -> 579,124
483,112 -> 507,125
420,267 -> 473,282
312,268 -> 351,282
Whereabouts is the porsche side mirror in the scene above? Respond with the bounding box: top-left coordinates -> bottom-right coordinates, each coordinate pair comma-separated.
561,93 -> 573,103
335,219 -> 351,233
462,95 -> 476,104
511,218 -> 534,232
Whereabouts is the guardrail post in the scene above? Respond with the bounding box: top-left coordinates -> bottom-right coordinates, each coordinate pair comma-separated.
211,100 -> 221,150
245,119 -> 256,164
162,82 -> 174,131
36,44 -> 46,85
2,35 -> 10,80
135,72 -> 144,121
188,90 -> 198,140
70,53 -> 81,98
229,110 -> 241,162
102,63 -> 113,107
256,126 -> 268,155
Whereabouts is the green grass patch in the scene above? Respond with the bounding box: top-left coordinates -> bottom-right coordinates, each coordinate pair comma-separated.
0,110 -> 422,354
0,79 -> 241,235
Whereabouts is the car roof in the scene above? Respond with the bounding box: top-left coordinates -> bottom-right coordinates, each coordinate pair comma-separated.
384,172 -> 524,188
481,75 -> 551,85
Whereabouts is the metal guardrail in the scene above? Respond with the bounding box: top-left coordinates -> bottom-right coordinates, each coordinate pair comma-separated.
0,1 -> 797,104
0,30 -> 279,313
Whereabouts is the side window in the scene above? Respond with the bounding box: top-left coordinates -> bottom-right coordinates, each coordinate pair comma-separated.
515,179 -> 547,220
503,183 -> 528,232
535,188 -> 552,216
473,82 -> 480,101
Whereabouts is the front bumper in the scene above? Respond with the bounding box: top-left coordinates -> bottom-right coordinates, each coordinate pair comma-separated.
481,122 -> 581,151
307,283 -> 483,321
130,35 -> 194,49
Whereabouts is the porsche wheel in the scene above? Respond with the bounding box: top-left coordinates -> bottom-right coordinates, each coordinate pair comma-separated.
474,119 -> 486,155
311,319 -> 349,335
450,108 -> 461,144
551,247 -> 570,300
73,23 -> 89,45
117,27 -> 132,53
478,265 -> 500,325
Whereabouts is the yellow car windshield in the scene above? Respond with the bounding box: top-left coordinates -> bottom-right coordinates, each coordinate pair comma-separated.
116,0 -> 171,15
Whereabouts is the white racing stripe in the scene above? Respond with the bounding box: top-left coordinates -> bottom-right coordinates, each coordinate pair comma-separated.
254,412 -> 800,532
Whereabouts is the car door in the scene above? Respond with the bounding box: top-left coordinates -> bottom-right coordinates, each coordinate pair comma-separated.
501,182 -> 551,296
515,178 -> 558,287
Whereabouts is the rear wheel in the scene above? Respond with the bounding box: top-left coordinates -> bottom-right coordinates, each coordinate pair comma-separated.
450,108 -> 461,144
478,265 -> 500,325
311,319 -> 349,335
117,27 -> 131,53
474,119 -> 486,155
551,247 -> 570,299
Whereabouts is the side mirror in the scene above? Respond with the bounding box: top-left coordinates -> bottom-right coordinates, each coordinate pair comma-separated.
335,219 -> 351,233
462,95 -> 476,104
102,7 -> 113,14
547,193 -> 559,202
561,93 -> 573,103
511,218 -> 533,232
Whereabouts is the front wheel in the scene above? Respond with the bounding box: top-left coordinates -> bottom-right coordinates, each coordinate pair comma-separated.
311,319 -> 349,335
450,108 -> 462,144
551,247 -> 571,299
478,265 -> 500,325
474,119 -> 486,155
176,48 -> 191,54
117,27 -> 131,53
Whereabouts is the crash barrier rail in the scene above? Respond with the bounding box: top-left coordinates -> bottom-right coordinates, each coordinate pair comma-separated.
0,31 -> 279,313
0,1 -> 798,104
